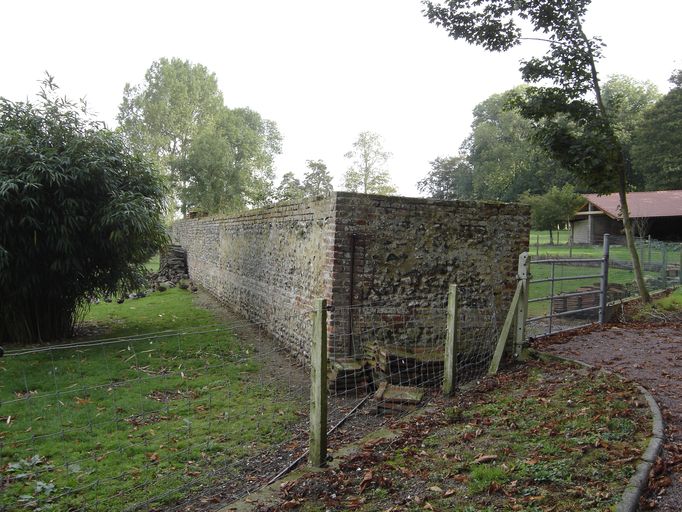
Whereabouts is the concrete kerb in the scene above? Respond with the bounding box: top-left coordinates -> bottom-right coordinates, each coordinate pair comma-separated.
528,349 -> 664,512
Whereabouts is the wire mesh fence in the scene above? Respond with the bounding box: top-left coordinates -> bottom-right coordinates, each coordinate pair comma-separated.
0,322 -> 312,512
1,286 -> 506,511
327,288 -> 501,419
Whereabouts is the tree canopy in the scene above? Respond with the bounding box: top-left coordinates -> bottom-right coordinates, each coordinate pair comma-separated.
343,131 -> 397,195
465,87 -> 573,201
631,71 -> 682,191
118,58 -> 223,166
276,172 -> 305,202
303,159 -> 334,197
118,58 -> 281,214
423,0 -> 651,300
521,185 -> 584,244
417,156 -> 473,200
0,78 -> 167,343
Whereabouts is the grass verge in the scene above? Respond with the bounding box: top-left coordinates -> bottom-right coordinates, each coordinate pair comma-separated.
268,360 -> 650,511
0,288 -> 302,511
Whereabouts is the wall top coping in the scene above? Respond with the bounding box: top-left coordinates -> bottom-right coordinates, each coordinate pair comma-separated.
173,192 -> 529,226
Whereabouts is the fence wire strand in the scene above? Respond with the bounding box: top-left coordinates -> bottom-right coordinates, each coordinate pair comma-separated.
1,286 -> 507,511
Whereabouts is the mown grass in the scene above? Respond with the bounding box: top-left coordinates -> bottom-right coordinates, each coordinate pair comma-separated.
656,287 -> 682,310
526,232 -> 679,318
527,262 -> 646,318
282,360 -> 650,511
0,288 -> 302,511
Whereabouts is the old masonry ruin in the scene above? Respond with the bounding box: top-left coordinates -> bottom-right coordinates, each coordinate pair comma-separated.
172,192 -> 530,367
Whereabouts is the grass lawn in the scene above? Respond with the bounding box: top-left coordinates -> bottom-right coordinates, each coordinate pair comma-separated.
270,360 -> 650,512
525,233 -> 679,318
656,287 -> 682,310
143,253 -> 160,274
527,262 -> 645,318
0,288 -> 302,511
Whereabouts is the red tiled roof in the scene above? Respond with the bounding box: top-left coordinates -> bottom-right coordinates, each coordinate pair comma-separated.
583,190 -> 682,219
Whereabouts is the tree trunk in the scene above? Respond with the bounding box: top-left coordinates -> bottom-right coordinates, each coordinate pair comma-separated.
617,167 -> 651,303
548,228 -> 554,245
573,10 -> 651,304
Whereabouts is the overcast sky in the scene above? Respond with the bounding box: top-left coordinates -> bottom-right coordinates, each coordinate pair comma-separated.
3,0 -> 680,196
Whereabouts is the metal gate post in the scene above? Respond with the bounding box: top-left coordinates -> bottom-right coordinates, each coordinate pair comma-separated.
598,234 -> 610,324
514,253 -> 530,359
661,243 -> 668,286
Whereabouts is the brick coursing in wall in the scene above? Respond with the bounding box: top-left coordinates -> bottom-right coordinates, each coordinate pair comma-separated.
172,192 -> 530,362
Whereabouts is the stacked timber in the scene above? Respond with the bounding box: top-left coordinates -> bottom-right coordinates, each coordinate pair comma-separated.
374,382 -> 424,415
328,359 -> 373,397
371,344 -> 444,387
551,286 -> 598,314
552,284 -> 627,315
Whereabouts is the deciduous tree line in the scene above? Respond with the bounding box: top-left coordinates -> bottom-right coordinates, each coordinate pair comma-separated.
420,0 -> 682,301
418,75 -> 681,203
117,58 -> 398,212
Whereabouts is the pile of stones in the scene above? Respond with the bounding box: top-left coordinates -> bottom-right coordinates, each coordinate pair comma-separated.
148,245 -> 197,292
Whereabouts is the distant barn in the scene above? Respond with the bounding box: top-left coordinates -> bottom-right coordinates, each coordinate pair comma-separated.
570,190 -> 682,243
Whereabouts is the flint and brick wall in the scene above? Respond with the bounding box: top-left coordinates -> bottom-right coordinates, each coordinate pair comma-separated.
172,192 -> 530,362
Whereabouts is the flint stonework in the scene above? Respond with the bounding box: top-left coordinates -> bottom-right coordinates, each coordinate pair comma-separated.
172,192 -> 530,363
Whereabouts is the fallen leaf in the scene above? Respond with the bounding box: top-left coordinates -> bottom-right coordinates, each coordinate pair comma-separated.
473,454 -> 498,464
359,469 -> 373,494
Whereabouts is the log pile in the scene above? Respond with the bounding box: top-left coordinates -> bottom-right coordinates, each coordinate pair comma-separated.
148,245 -> 194,290
328,359 -> 373,397
371,344 -> 444,387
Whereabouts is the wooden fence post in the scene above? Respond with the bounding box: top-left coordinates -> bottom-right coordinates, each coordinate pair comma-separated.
489,252 -> 529,375
514,253 -> 530,359
309,298 -> 327,467
443,284 -> 459,396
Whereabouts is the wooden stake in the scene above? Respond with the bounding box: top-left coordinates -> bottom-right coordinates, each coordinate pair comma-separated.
443,284 -> 459,396
309,298 -> 327,467
488,280 -> 522,375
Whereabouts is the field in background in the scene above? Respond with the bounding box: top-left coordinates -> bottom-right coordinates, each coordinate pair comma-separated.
526,230 -> 680,328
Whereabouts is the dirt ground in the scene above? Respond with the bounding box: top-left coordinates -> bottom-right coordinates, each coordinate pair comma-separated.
164,291 -> 390,511
535,314 -> 682,511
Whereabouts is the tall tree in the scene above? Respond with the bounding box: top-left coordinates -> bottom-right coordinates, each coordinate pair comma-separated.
302,159 -> 334,197
1,78 -> 167,343
276,172 -> 305,202
118,58 -> 223,168
417,156 -> 474,200
424,0 -> 651,301
118,58 -> 281,213
521,185 -> 584,244
601,75 -> 661,189
465,87 -> 572,201
631,71 -> 682,191
344,131 -> 397,195
173,107 -> 280,213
